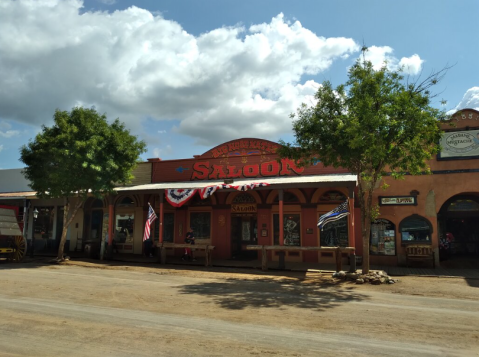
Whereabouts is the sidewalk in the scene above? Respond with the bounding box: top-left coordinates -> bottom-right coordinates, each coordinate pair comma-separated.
61,252 -> 479,279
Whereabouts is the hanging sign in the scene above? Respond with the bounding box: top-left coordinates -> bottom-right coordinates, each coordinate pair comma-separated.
379,196 -> 417,206
231,204 -> 257,213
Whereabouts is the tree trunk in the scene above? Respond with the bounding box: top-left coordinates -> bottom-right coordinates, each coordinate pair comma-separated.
56,198 -> 83,261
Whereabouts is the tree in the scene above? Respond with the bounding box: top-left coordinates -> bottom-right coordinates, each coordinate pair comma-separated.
278,49 -> 449,273
20,107 -> 147,261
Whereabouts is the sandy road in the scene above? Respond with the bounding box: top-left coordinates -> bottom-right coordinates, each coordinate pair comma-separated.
0,263 -> 478,356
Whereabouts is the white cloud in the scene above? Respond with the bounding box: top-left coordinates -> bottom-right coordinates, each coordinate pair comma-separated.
0,145 -> 3,153
158,130 -> 167,134
0,130 -> 20,138
153,145 -> 172,158
0,1 -> 360,146
98,0 -> 116,4
362,46 -> 423,75
449,87 -> 479,113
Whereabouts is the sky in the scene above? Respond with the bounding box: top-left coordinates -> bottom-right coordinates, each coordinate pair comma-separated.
0,0 -> 478,169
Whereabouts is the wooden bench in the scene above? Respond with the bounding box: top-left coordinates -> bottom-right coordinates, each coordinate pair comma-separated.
406,244 -> 435,268
246,245 -> 355,272
158,243 -> 215,267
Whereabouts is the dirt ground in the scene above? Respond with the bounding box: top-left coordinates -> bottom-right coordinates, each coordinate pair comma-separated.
1,258 -> 479,356
61,258 -> 479,301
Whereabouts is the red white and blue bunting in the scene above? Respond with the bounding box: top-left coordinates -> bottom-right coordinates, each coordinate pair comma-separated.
166,183 -> 270,205
230,182 -> 270,192
165,189 -> 198,207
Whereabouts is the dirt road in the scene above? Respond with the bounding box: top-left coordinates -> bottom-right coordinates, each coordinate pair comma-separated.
0,260 -> 478,356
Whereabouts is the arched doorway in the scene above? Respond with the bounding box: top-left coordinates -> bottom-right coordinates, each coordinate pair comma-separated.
438,195 -> 479,268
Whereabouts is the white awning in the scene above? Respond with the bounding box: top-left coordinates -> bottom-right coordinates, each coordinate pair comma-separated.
115,173 -> 357,192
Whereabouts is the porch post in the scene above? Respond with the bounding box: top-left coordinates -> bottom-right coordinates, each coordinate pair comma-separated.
107,196 -> 114,258
159,191 -> 164,243
278,189 -> 285,269
348,187 -> 356,272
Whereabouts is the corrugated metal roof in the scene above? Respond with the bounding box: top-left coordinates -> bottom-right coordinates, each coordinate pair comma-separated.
116,174 -> 357,191
0,191 -> 36,199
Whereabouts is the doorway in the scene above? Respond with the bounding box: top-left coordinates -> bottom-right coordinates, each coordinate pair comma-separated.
438,195 -> 479,268
231,215 -> 258,260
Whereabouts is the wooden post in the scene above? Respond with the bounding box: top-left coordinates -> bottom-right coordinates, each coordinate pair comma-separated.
161,244 -> 166,265
278,190 -> 285,270
335,247 -> 342,272
262,245 -> 267,271
205,245 -> 209,267
159,192 -> 164,243
107,198 -> 114,259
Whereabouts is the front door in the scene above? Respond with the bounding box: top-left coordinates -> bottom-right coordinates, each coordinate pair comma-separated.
231,215 -> 258,260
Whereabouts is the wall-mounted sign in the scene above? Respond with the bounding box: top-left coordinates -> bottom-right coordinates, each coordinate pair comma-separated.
231,204 -> 257,213
439,129 -> 479,159
379,196 -> 417,206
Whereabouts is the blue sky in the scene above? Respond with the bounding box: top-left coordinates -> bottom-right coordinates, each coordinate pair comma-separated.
0,0 -> 478,169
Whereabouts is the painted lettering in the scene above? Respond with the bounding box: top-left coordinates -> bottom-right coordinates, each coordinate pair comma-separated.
243,164 -> 260,177
210,164 -> 227,179
261,161 -> 280,176
192,162 -> 210,180
280,158 -> 304,175
227,166 -> 242,178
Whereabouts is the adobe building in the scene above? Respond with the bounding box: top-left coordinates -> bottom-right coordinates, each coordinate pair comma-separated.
366,108 -> 479,267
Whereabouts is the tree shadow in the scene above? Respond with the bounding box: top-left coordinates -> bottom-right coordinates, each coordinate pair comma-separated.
178,276 -> 368,311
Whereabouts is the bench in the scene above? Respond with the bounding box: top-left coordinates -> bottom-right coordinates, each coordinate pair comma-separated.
158,243 -> 215,267
246,245 -> 356,272
406,244 -> 435,268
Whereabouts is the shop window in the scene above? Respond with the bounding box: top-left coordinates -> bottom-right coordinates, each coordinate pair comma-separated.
399,215 -> 432,244
233,193 -> 256,204
370,219 -> 396,255
33,207 -> 54,241
447,199 -> 479,212
273,214 -> 301,246
117,196 -> 135,208
319,190 -> 347,202
154,212 -> 174,242
274,192 -> 299,203
190,212 -> 211,239
114,214 -> 134,243
319,216 -> 348,247
189,195 -> 212,206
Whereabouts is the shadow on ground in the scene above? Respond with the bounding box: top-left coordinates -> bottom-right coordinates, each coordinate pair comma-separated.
178,276 -> 367,311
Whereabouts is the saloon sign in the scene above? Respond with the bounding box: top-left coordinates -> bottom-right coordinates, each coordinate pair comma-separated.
191,158 -> 304,180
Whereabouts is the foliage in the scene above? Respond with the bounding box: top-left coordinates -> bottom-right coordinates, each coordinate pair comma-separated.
20,107 -> 146,259
278,49 -> 448,273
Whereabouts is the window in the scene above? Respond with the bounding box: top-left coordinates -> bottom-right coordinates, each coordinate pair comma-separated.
33,207 -> 54,240
273,192 -> 299,203
154,212 -> 174,242
399,215 -> 432,244
114,214 -> 134,243
190,212 -> 211,239
320,216 -> 348,247
273,214 -> 301,246
370,219 -> 396,255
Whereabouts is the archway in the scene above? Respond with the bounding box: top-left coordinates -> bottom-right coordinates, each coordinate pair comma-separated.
438,194 -> 479,268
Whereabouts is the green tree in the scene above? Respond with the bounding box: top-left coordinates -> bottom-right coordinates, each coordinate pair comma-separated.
20,107 -> 147,261
278,50 -> 448,273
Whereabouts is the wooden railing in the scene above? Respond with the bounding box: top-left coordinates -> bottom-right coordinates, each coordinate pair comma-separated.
246,245 -> 356,272
158,243 -> 215,267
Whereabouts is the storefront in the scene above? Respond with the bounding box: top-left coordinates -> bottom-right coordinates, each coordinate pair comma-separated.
366,108 -> 479,267
117,138 -> 358,264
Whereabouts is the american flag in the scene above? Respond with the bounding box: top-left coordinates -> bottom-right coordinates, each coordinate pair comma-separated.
143,203 -> 157,241
317,200 -> 350,230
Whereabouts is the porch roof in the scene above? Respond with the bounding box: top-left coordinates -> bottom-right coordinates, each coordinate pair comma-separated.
115,173 -> 357,192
